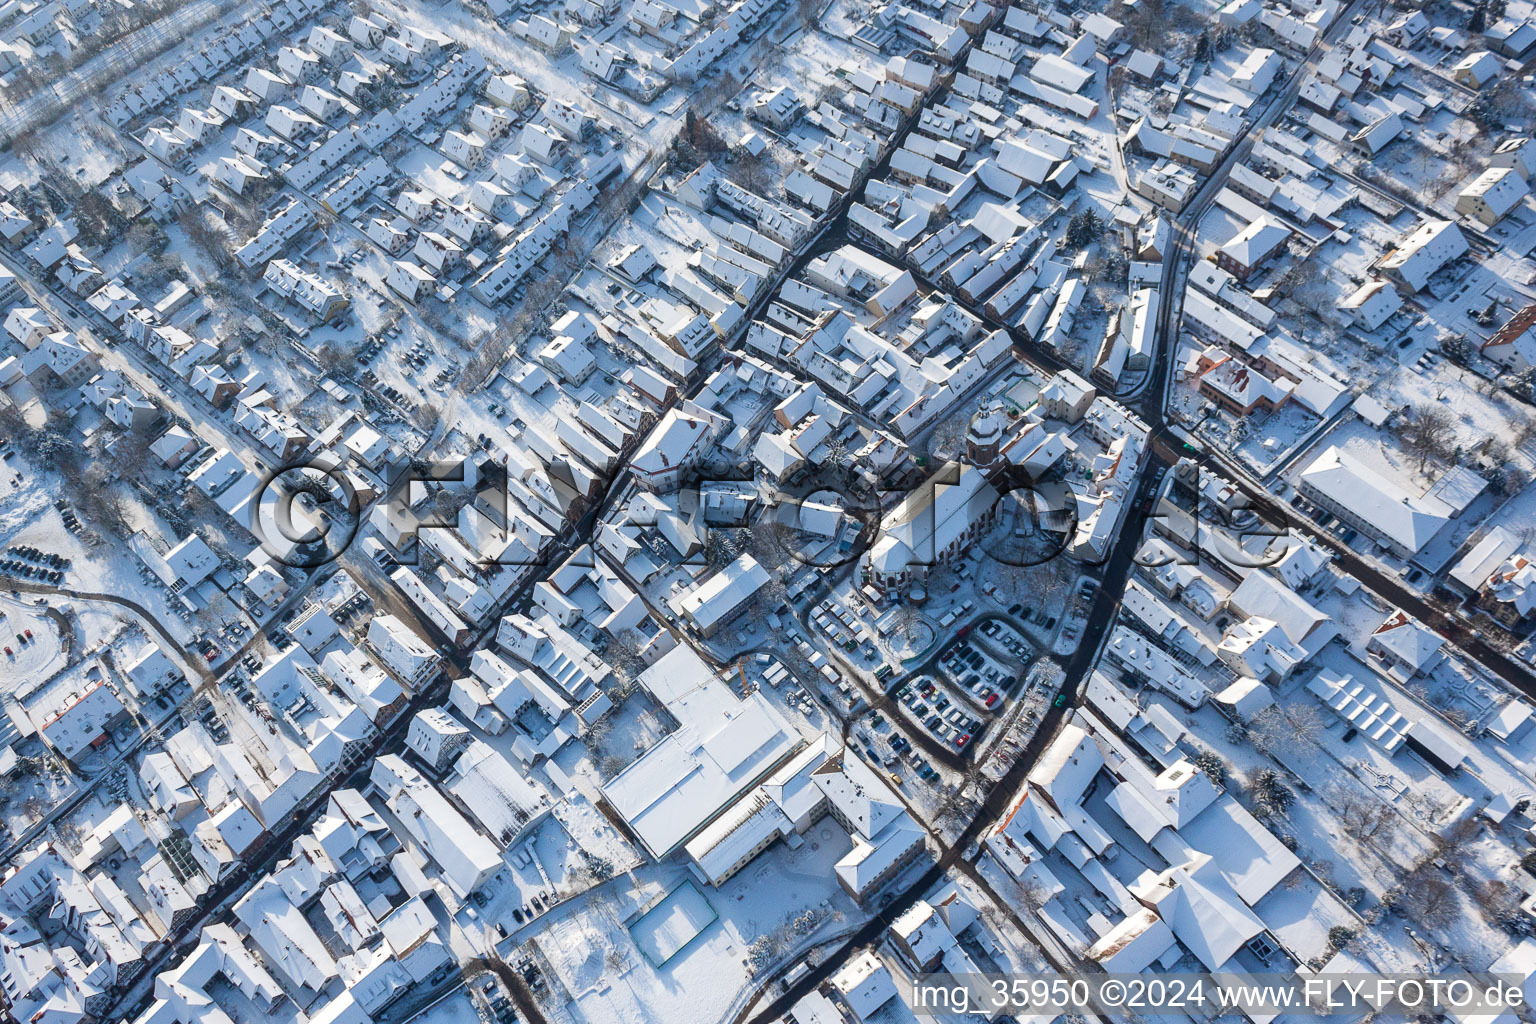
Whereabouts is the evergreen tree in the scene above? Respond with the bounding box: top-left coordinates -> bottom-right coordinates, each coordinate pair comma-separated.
1065,209 -> 1102,249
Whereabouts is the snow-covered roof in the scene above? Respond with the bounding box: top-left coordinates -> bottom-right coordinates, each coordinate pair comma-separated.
1156,794 -> 1299,905
811,749 -> 905,842
835,817 -> 923,897
1298,446 -> 1449,554
1128,853 -> 1265,971
369,754 -> 502,898
601,646 -> 802,857
1377,219 -> 1467,292
669,553 -> 770,633
1026,723 -> 1103,810
1368,608 -> 1446,673
1227,571 -> 1337,654
1337,279 -> 1401,330
1459,165 -> 1528,217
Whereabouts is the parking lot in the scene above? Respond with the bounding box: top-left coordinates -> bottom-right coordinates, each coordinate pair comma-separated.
1005,600 -> 1057,636
812,598 -> 874,654
1052,578 -> 1097,654
1,544 -> 71,586
892,674 -> 987,753
880,613 -> 1041,756
0,596 -> 66,690
354,319 -> 436,419
943,618 -> 1035,707
855,710 -> 942,785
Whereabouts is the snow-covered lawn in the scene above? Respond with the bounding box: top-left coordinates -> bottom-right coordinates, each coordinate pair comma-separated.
411,989 -> 481,1024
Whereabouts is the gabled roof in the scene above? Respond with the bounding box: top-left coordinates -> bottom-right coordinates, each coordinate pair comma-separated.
1459,165 -> 1528,215
1227,570 -> 1336,653
1218,216 -> 1290,266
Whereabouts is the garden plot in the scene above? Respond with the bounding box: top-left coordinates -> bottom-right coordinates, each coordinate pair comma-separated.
415,990 -> 480,1024
1252,872 -> 1359,968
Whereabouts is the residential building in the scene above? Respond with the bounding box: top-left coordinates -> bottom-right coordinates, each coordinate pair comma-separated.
1376,219 -> 1467,293
1213,216 -> 1290,281
1457,166 -> 1528,226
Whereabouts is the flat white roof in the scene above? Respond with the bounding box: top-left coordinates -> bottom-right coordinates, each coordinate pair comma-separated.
601,647 -> 802,857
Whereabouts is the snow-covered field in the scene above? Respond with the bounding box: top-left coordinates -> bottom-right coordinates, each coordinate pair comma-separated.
533,826 -> 865,1024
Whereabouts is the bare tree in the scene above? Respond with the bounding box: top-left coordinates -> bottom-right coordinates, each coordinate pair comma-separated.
1437,815 -> 1481,857
1447,120 -> 1479,178
176,207 -> 235,272
1251,703 -> 1323,752
1335,789 -> 1398,844
9,129 -> 45,164
605,628 -> 647,685
887,603 -> 925,646
411,404 -> 441,433
110,429 -> 153,483
753,572 -> 789,618
1396,869 -> 1458,929
316,343 -> 353,375
749,517 -> 796,569
1119,0 -> 1166,51
432,487 -> 472,521
1012,874 -> 1052,912
821,435 -> 852,471
1399,404 -> 1456,472
1512,417 -> 1536,451
1479,879 -> 1524,930
927,415 -> 967,461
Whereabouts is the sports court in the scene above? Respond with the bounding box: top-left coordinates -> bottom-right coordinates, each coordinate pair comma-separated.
627,881 -> 718,967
